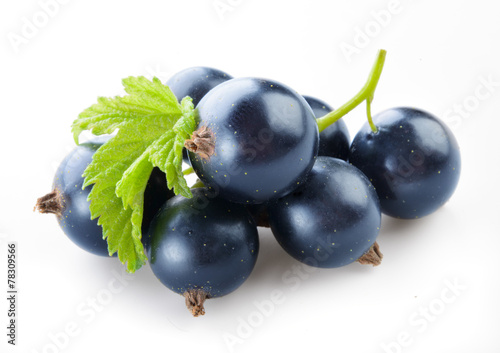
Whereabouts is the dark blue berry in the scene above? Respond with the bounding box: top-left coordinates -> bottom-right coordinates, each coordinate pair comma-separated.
188,77 -> 319,204
51,138 -> 109,256
268,157 -> 382,268
166,67 -> 233,106
303,95 -> 350,160
166,67 -> 233,163
37,137 -> 173,256
349,107 -> 461,219
147,188 -> 259,315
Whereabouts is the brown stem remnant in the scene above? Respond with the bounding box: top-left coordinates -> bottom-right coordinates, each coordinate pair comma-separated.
184,126 -> 216,161
34,188 -> 64,217
357,241 -> 383,266
184,289 -> 209,317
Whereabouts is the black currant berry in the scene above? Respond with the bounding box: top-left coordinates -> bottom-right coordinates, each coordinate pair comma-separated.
35,138 -> 173,256
187,77 -> 319,204
349,107 -> 461,219
303,95 -> 350,161
147,188 -> 259,316
268,157 -> 382,268
166,66 -> 233,164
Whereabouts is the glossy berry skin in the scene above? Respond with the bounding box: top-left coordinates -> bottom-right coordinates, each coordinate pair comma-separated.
349,107 -> 461,219
54,138 -> 172,256
147,188 -> 259,298
303,95 -> 350,161
189,77 -> 319,204
166,67 -> 233,164
54,139 -> 110,256
268,157 -> 381,268
166,67 -> 233,106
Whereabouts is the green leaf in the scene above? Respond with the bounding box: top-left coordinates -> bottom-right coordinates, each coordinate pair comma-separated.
72,77 -> 197,272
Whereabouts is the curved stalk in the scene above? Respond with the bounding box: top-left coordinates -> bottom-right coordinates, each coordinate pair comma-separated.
316,49 -> 386,133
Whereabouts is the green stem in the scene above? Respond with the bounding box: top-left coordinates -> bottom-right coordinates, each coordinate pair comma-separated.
191,180 -> 205,188
366,97 -> 377,133
316,49 -> 386,133
183,166 -> 194,175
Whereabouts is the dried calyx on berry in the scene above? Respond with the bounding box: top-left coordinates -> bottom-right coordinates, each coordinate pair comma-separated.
184,125 -> 216,161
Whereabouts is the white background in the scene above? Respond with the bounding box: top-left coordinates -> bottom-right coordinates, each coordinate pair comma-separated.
1,0 -> 499,352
